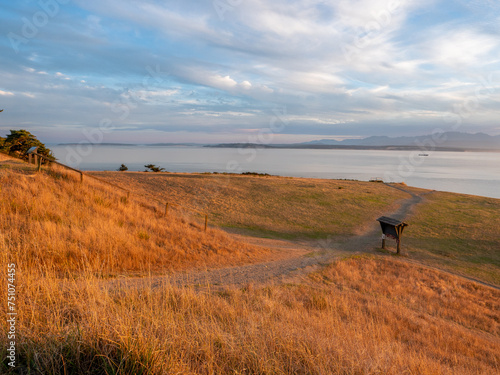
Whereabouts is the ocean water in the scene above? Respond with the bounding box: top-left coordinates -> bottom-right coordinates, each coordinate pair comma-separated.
50,145 -> 500,199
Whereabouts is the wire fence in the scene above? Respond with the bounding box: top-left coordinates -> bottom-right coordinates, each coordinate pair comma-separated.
26,152 -> 209,231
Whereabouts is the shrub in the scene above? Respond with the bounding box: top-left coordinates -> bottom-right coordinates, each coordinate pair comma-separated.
144,164 -> 165,173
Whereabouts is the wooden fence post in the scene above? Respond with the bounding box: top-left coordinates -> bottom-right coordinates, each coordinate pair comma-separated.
37,156 -> 41,172
165,202 -> 169,216
204,215 -> 208,232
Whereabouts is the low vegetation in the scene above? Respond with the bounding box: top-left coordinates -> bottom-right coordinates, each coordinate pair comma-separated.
87,172 -> 409,239
405,191 -> 500,285
117,163 -> 128,171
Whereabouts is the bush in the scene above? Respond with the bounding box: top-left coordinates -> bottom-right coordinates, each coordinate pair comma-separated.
144,164 -> 165,173
118,164 -> 128,171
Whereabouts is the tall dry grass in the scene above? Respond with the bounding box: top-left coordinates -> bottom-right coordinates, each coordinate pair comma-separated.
0,166 -> 268,276
1,254 -> 498,374
1,157 -> 498,374
88,172 -> 409,239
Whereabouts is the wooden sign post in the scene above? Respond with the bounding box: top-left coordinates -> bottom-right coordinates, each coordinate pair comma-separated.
376,216 -> 408,254
26,147 -> 38,166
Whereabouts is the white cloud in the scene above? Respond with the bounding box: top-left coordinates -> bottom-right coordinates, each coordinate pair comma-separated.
207,75 -> 237,90
2,0 -> 500,140
288,115 -> 355,125
239,80 -> 252,90
427,29 -> 499,68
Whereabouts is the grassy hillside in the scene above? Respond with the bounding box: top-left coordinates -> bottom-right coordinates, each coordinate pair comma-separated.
90,171 -> 500,285
0,155 -> 269,276
405,191 -> 500,285
1,255 -> 498,374
1,155 -> 498,374
88,172 -> 409,239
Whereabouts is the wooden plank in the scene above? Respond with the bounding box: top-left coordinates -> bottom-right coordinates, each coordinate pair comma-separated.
377,216 -> 405,226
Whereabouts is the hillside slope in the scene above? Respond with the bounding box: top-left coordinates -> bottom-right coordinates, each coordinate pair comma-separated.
0,154 -> 498,374
0,155 -> 269,276
88,171 -> 409,239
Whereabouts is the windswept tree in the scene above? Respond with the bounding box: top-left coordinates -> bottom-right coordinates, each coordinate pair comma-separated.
144,164 -> 165,172
1,129 -> 55,160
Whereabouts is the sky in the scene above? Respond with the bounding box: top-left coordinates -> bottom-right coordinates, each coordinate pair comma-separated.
0,0 -> 500,144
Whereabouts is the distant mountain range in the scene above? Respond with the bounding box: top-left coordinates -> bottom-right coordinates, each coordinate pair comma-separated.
209,132 -> 500,151
57,132 -> 500,151
300,132 -> 500,149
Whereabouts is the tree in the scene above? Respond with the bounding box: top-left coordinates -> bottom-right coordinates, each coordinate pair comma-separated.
144,164 -> 165,172
117,164 -> 128,171
1,129 -> 55,160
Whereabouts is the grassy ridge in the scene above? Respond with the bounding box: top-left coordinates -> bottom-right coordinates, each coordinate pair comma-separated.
406,191 -> 500,285
89,172 -> 409,239
1,156 -> 499,374
0,159 -> 269,276
90,171 -> 500,285
1,256 -> 498,374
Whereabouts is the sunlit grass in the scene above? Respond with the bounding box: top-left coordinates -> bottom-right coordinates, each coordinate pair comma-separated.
1,254 -> 498,374
88,172 -> 409,239
405,191 -> 500,285
1,156 -> 499,374
0,166 -> 269,277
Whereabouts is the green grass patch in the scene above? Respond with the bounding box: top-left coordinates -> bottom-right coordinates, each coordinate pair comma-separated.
405,192 -> 500,285
89,172 -> 409,240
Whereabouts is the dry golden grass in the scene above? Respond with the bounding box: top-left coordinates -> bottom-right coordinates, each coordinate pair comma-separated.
88,172 -> 409,239
0,165 -> 269,276
1,254 -> 498,374
1,156 -> 499,374
405,191 -> 500,285
0,152 -> 38,173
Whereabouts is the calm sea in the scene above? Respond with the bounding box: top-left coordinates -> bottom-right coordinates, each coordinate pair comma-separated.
50,145 -> 500,199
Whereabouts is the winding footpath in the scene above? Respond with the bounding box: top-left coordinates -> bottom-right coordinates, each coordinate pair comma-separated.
115,184 -> 452,291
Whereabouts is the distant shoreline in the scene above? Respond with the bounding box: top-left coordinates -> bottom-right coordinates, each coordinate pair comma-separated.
204,143 -> 500,152
54,142 -> 500,153
54,131 -> 500,152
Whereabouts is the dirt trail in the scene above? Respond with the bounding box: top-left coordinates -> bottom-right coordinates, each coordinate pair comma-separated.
113,184 -> 431,290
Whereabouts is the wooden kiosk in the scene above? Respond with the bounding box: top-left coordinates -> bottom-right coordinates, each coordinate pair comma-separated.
376,216 -> 408,254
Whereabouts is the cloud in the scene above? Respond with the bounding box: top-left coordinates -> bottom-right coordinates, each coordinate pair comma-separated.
0,0 -> 499,142
425,28 -> 499,68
